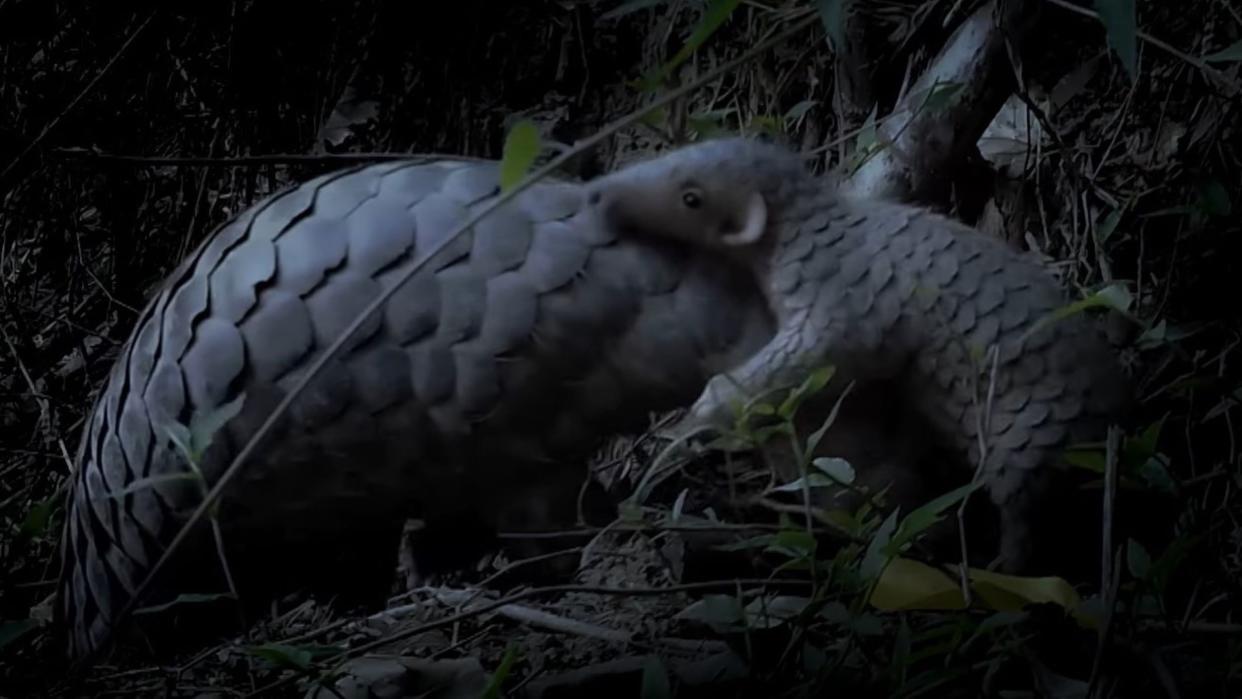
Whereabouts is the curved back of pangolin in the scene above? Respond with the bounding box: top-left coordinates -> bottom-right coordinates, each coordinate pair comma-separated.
56,158 -> 776,661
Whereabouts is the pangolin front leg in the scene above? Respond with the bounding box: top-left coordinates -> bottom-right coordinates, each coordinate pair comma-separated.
677,317 -> 816,431
585,136 -> 1129,574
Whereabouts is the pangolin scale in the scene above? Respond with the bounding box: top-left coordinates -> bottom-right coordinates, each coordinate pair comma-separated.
586,138 -> 1130,571
55,157 -> 776,661
58,141 -> 1128,663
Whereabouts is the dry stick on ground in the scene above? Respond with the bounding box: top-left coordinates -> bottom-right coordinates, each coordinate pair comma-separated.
71,9 -> 823,675
247,578 -> 816,698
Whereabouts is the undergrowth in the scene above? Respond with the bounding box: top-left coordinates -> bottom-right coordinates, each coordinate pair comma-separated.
1,0 -> 1239,696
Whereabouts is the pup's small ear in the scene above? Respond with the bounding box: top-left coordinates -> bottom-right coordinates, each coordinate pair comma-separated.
720,191 -> 767,246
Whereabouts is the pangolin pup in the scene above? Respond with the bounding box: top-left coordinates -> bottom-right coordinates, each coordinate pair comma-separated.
585,137 -> 1130,573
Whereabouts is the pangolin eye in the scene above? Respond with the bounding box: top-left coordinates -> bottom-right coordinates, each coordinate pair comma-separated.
682,190 -> 702,209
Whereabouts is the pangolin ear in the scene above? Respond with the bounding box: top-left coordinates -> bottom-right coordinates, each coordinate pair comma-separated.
720,191 -> 768,246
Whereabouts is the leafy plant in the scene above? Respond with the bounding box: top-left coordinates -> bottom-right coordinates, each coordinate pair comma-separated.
499,120 -> 541,193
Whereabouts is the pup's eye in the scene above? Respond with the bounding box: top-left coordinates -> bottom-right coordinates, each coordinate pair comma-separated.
681,190 -> 702,209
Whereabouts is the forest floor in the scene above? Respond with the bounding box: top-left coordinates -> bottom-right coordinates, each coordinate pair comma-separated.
1,1 -> 1240,697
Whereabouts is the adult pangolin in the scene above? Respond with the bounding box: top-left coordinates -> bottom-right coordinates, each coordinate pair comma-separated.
54,156 -> 777,663
585,136 -> 1130,573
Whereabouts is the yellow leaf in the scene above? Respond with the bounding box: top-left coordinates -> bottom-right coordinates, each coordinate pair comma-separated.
969,568 -> 1082,613
499,120 -> 541,193
868,557 -> 1091,626
869,557 -> 968,611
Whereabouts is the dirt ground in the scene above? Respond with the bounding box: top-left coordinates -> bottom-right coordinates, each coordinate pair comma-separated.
2,1 -> 1240,697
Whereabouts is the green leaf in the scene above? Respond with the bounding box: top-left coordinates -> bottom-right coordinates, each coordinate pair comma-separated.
1195,179 -> 1232,217
1091,283 -> 1134,312
887,481 -> 984,554
676,594 -> 747,633
639,105 -> 670,129
910,80 -> 966,114
748,402 -> 777,417
1135,457 -> 1176,495
778,364 -> 835,419
869,557 -> 967,611
244,643 -> 314,671
640,655 -> 673,699
784,100 -> 817,123
1094,0 -> 1137,79
1202,40 -> 1242,63
813,457 -> 856,485
860,509 -> 900,580
743,595 -> 813,629
747,115 -> 784,139
481,642 -> 521,699
1148,532 -> 1197,592
193,393 -> 246,450
165,393 -> 248,467
1134,418 -> 1164,457
1136,319 -> 1197,350
164,421 -> 194,463
0,619 -> 40,652
1064,447 -> 1106,473
815,0 -> 846,52
687,108 -> 736,137
818,600 -> 851,626
646,0 -> 743,88
845,107 -> 882,174
20,495 -> 57,538
1020,282 -> 1132,345
1096,206 -> 1124,245
671,488 -> 689,521
500,120 -> 541,193
868,558 -> 1083,621
1126,538 -> 1152,580
1203,387 -> 1242,422
767,529 -> 817,559
805,377 -> 847,456
771,472 -> 841,493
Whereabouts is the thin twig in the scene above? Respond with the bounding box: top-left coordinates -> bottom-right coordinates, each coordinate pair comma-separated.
491,603 -> 631,644
1100,425 -> 1122,599
1041,0 -> 1241,92
245,578 -> 814,698
0,13 -> 156,182
0,323 -> 75,475
1086,546 -> 1124,697
76,11 -> 822,673
50,148 -> 494,168
958,344 -> 1001,603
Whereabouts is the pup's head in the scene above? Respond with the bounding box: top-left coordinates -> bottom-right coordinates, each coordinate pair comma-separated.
584,137 -> 812,251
